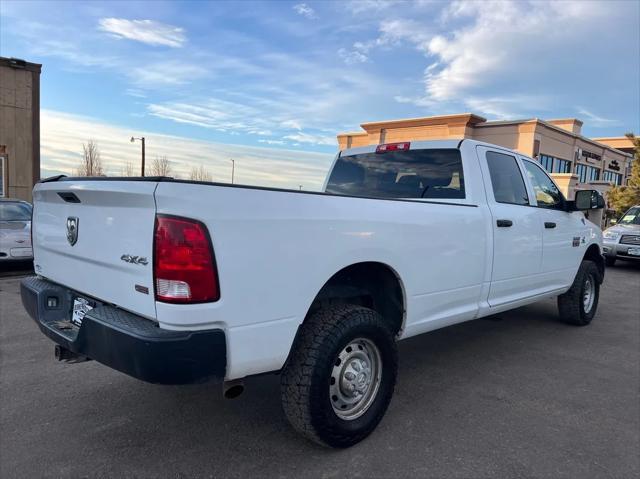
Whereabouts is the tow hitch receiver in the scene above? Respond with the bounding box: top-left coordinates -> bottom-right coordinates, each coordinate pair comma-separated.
54,345 -> 91,364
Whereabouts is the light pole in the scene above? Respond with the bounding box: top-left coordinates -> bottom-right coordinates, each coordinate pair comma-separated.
130,136 -> 145,176
230,158 -> 235,184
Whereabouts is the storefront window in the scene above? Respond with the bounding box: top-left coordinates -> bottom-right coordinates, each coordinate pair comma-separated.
539,154 -> 554,172
552,158 -> 572,173
603,170 -> 622,185
576,164 -> 600,183
539,154 -> 571,174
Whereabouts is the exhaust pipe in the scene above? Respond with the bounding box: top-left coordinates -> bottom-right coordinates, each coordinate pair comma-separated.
55,345 -> 90,363
223,379 -> 245,399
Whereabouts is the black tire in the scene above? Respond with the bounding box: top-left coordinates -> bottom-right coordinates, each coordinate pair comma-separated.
557,260 -> 601,326
605,256 -> 616,267
280,305 -> 398,448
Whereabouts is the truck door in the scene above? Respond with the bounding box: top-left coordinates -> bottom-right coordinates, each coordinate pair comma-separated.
520,159 -> 584,289
477,146 -> 543,307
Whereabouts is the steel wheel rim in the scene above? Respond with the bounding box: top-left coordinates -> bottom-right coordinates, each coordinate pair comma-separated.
329,338 -> 382,421
583,274 -> 595,313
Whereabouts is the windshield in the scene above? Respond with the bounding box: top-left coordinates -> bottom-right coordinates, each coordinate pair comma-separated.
0,202 -> 32,221
326,149 -> 465,200
619,207 -> 640,225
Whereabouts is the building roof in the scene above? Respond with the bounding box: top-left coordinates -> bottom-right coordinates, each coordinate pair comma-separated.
338,113 -> 632,159
359,113 -> 486,132
0,56 -> 42,73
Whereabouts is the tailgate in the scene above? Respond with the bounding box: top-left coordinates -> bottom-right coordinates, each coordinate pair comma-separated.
32,180 -> 158,319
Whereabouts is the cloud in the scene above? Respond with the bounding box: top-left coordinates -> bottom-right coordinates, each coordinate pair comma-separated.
147,99 -> 272,134
129,61 -> 209,87
338,47 -> 368,64
293,3 -> 316,19
125,88 -> 147,98
423,1 -> 607,101
283,132 -> 336,146
576,109 -> 620,127
344,0 -> 401,15
98,18 -> 186,47
258,139 -> 287,145
280,120 -> 303,130
40,110 -> 333,190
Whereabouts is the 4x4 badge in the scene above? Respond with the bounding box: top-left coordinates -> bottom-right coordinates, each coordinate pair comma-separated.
121,254 -> 148,266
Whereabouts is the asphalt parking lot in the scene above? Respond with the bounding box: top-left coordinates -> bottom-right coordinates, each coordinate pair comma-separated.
1,263 -> 639,478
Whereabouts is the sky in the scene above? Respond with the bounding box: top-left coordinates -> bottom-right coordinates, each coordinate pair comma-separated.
1,0 -> 639,189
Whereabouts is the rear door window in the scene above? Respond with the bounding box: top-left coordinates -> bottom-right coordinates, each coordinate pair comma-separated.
326,149 -> 465,199
485,151 -> 529,206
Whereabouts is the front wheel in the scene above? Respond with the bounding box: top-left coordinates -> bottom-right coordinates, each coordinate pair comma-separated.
280,305 -> 398,448
557,260 -> 601,326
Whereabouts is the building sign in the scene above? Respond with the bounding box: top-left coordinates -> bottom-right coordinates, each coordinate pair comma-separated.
580,149 -> 602,162
608,159 -> 621,171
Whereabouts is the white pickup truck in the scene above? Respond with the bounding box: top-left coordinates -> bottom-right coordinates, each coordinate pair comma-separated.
22,139 -> 605,447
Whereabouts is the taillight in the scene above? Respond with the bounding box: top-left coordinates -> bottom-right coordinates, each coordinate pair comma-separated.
375,142 -> 410,154
154,215 -> 219,303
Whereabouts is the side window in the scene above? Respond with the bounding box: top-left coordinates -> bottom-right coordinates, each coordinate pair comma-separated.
485,151 -> 529,206
523,160 -> 564,208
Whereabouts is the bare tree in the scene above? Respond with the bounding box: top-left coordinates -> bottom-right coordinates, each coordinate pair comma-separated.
150,155 -> 172,177
121,162 -> 136,177
76,140 -> 104,177
189,165 -> 213,182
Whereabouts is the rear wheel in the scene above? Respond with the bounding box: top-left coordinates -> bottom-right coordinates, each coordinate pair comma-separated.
557,260 -> 600,326
280,305 -> 397,448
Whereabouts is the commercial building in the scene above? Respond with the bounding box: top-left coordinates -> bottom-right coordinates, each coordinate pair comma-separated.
337,113 -> 634,202
0,56 -> 41,202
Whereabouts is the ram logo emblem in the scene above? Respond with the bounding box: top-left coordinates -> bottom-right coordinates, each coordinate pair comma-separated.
66,217 -> 79,246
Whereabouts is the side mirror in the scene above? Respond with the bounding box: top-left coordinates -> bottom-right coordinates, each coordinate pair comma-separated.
574,189 -> 605,210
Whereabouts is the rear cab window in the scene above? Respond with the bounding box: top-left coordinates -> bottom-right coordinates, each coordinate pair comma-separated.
325,148 -> 465,200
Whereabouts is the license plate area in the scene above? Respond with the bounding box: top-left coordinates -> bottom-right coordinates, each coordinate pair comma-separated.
71,297 -> 94,327
628,247 -> 640,257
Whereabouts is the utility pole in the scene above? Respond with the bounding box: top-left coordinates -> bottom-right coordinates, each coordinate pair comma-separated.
130,136 -> 146,176
230,158 -> 235,184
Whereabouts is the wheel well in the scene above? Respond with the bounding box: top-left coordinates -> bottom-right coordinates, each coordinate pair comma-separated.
308,262 -> 405,336
584,244 -> 604,282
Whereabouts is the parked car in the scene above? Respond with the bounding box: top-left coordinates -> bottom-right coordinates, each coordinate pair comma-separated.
603,205 -> 640,266
0,198 -> 33,262
21,140 -> 605,447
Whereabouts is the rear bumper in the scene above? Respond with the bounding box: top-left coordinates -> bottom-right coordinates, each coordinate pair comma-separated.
20,276 -> 226,385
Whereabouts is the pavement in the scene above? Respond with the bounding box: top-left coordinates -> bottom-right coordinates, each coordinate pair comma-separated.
1,262 -> 639,478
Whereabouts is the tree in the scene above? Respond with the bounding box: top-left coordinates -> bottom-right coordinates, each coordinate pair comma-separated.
149,155 -> 172,177
121,162 -> 136,177
76,140 -> 104,176
189,165 -> 213,182
606,133 -> 640,216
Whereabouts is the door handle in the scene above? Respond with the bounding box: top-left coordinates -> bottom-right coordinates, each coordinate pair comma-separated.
545,222 -> 557,229
496,219 -> 513,227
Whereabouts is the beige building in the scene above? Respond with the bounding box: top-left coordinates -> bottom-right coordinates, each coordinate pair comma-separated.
337,113 -> 634,202
0,57 -> 41,202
